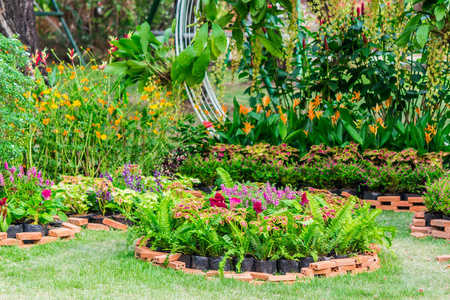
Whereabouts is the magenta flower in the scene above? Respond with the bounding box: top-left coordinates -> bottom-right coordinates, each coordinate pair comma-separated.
300,192 -> 308,205
4,163 -> 8,170
230,197 -> 241,209
0,174 -> 4,187
41,189 -> 52,200
203,121 -> 213,129
209,192 -> 228,209
253,201 -> 263,214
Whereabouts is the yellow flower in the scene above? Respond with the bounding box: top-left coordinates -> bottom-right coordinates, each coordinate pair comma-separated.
91,65 -> 98,70
153,129 -> 158,134
336,93 -> 342,102
242,122 -> 255,135
58,64 -> 64,72
372,104 -> 382,113
315,111 -> 323,119
100,134 -> 107,140
262,95 -> 270,107
108,106 -> 115,114
150,104 -> 158,110
63,94 -> 69,101
117,134 -> 122,139
425,132 -> 432,144
72,100 -> 81,107
50,103 -> 58,109
144,86 -> 155,93
83,86 -> 90,92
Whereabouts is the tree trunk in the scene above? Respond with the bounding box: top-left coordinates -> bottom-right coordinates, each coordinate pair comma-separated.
0,0 -> 39,52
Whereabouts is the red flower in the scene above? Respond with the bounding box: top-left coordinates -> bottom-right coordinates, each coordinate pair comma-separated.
0,197 -> 6,206
253,202 -> 263,214
203,121 -> 213,129
300,192 -> 308,205
209,192 -> 227,209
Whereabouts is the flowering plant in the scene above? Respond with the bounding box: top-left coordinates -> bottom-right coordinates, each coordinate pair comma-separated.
423,176 -> 450,216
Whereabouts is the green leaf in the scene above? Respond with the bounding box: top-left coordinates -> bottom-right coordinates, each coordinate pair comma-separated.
342,121 -> 364,145
194,23 -> 209,53
177,45 -> 197,67
232,27 -> 244,49
211,23 -> 227,52
255,34 -> 283,57
435,6 -> 446,21
104,61 -> 129,75
416,25 -> 430,48
139,22 -> 151,55
192,47 -> 211,79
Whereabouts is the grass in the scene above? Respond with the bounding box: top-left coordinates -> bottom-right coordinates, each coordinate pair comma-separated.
0,211 -> 449,300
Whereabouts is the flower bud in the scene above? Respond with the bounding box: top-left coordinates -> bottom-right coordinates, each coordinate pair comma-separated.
302,38 -> 306,49
324,37 -> 329,51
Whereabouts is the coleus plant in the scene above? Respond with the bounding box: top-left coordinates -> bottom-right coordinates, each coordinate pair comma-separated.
171,0 -> 293,86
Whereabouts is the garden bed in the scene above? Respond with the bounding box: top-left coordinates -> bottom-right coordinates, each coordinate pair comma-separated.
134,238 -> 382,284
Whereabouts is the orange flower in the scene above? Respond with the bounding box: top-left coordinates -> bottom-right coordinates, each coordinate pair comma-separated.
72,100 -> 81,107
46,67 -> 52,73
336,93 -> 342,102
242,122 -> 255,135
372,104 -> 382,113
351,91 -> 361,102
280,113 -> 287,125
415,107 -> 421,116
42,118 -> 50,125
239,104 -> 252,115
63,130 -> 68,136
83,86 -> 90,92
425,124 -> 436,135
141,95 -> 149,101
96,131 -> 101,138
277,105 -> 283,115
331,110 -> 340,125
376,117 -> 386,129
303,130 -> 308,136
312,95 -> 322,108
293,98 -> 301,109
369,124 -> 378,135
315,111 -> 323,119
222,104 -> 228,113
262,95 -> 270,107
256,104 -> 263,113
425,132 -> 432,144
144,86 -> 155,93
266,110 -> 272,117
108,106 -> 115,114
307,109 -> 315,121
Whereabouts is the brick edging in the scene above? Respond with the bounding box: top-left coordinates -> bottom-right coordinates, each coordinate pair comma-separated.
409,212 -> 450,239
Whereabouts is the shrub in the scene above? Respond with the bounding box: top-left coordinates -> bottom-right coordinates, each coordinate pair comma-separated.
423,176 -> 450,216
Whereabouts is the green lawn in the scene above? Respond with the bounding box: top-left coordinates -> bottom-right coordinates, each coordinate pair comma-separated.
0,211 -> 449,299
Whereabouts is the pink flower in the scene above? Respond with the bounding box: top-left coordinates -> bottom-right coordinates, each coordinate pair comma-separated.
0,174 -> 4,186
203,121 -> 213,129
230,198 -> 241,209
41,189 -> 51,200
4,163 -> 8,170
209,193 -> 228,209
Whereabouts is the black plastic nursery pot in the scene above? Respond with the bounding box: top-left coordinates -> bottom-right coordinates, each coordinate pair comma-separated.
254,260 -> 277,274
298,257 -> 314,270
233,256 -> 255,272
72,213 -> 93,219
48,220 -> 63,227
191,255 -> 210,271
277,259 -> 300,274
196,186 -> 214,194
112,214 -> 134,227
443,215 -> 450,221
363,191 -> 383,200
341,189 -> 358,196
90,214 -> 111,224
329,189 -> 341,196
6,224 -> 23,238
209,256 -> 232,271
178,255 -> 192,269
23,223 -> 47,236
424,212 -> 443,226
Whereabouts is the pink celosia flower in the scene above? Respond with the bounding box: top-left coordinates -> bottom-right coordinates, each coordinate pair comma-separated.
41,189 -> 52,200
300,192 -> 308,205
253,201 -> 263,213
230,197 -> 241,209
203,121 -> 213,129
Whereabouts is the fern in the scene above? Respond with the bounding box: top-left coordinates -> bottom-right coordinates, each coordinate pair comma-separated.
216,167 -> 234,188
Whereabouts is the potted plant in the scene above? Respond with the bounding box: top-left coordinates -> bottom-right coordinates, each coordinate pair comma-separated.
423,177 -> 449,224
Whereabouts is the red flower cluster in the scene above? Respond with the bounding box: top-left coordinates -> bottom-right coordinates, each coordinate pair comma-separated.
0,197 -> 6,207
209,193 -> 228,209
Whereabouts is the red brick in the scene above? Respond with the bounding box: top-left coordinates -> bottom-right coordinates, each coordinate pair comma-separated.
167,261 -> 185,270
415,211 -> 425,218
313,268 -> 332,275
378,196 -> 400,202
354,255 -> 372,264
300,268 -> 314,277
410,232 -> 429,238
408,197 -> 423,203
249,280 -> 265,285
436,255 -> 450,263
430,219 -> 450,227
412,219 -> 426,227
135,247 -> 166,259
327,270 -> 347,277
369,244 -> 381,252
206,270 -> 233,277
341,191 -> 355,198
309,260 -> 336,270
329,258 -> 356,267
409,206 -> 427,211
49,228 -> 74,237
410,226 -> 433,234
37,236 -> 58,244
86,223 -> 110,231
62,222 -> 81,233
336,265 -> 356,272
224,273 -> 253,281
445,227 -> 450,233
15,232 -> 42,241
245,272 -> 270,280
286,272 -> 308,279
432,230 -> 450,239
267,274 -> 296,282
391,201 -> 412,207
376,205 -> 397,211
182,268 -> 206,275
103,218 -> 127,231
362,200 -> 379,206
0,232 -> 6,240
360,258 -> 376,268
368,263 -> 381,271
152,253 -> 182,264
67,217 -> 88,226
0,238 -> 24,246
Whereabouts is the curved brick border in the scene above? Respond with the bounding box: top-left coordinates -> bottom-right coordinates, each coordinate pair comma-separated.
134,239 -> 382,284
410,211 -> 450,239
0,217 -> 127,248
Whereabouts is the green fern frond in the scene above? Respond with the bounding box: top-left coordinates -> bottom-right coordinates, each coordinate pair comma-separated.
216,167 -> 234,188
